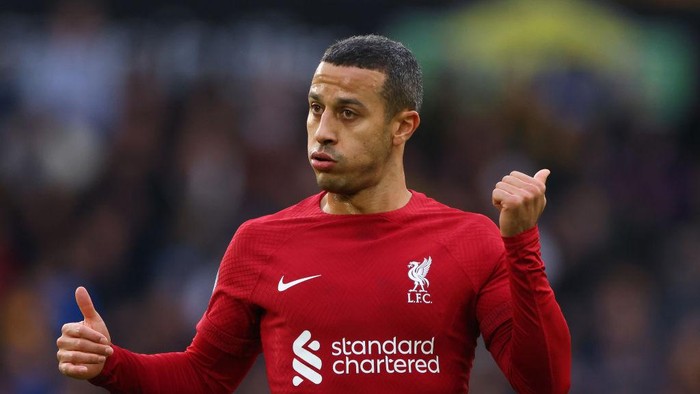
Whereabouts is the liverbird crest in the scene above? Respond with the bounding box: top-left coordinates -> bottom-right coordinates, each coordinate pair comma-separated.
408,257 -> 432,293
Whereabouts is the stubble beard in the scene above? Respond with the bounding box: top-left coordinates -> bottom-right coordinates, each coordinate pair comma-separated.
314,134 -> 394,196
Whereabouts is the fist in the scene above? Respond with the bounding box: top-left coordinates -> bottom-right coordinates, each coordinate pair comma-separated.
492,169 -> 549,237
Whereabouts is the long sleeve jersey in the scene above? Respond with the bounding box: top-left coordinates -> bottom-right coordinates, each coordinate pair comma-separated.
90,191 -> 571,393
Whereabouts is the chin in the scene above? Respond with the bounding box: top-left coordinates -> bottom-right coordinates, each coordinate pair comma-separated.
315,175 -> 354,195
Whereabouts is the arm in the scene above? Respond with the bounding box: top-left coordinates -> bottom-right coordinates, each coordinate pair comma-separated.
57,225 -> 265,393
487,170 -> 571,393
57,287 -> 258,393
487,227 -> 571,394
89,333 -> 257,393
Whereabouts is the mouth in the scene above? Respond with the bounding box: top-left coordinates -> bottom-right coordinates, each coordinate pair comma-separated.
310,151 -> 337,171
310,152 -> 336,162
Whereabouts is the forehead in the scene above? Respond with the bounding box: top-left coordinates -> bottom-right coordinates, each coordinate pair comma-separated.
309,62 -> 386,102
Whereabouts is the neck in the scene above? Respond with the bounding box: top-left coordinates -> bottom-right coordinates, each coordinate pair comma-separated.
321,183 -> 412,215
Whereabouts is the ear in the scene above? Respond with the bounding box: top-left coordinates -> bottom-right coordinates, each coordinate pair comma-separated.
391,110 -> 420,146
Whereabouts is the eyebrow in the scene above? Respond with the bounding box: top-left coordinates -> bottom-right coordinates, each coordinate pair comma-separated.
308,92 -> 368,111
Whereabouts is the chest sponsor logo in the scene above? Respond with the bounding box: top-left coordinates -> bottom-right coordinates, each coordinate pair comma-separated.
292,330 -> 322,386
291,330 -> 440,386
407,257 -> 432,304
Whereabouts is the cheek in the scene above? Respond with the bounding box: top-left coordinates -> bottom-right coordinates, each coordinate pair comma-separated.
306,115 -> 314,135
306,120 -> 317,147
368,126 -> 393,155
351,130 -> 391,164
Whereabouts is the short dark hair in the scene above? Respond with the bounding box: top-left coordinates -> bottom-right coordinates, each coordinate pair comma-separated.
321,34 -> 423,118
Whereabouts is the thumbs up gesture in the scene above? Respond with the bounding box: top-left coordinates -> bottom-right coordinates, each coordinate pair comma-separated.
56,287 -> 113,379
492,169 -> 550,237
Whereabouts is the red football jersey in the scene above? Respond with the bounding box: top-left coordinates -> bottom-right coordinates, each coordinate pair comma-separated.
91,191 -> 570,393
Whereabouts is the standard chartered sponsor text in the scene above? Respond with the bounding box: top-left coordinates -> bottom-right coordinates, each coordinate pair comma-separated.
330,336 -> 440,375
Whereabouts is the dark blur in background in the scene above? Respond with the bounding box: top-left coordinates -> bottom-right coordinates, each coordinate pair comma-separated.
0,0 -> 699,393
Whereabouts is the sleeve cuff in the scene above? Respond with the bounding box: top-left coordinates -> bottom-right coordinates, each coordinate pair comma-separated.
501,225 -> 539,249
88,344 -> 123,387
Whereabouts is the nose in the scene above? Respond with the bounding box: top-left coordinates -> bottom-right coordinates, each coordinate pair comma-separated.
311,111 -> 337,145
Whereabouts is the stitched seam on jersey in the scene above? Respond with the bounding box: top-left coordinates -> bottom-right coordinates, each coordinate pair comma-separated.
479,300 -> 512,344
531,266 -> 555,393
529,276 -> 554,393
382,204 -> 511,342
204,216 -> 310,354
198,312 -> 261,355
382,214 -> 482,293
521,231 -> 556,393
509,238 -> 555,393
382,209 -> 506,336
246,219 -> 321,299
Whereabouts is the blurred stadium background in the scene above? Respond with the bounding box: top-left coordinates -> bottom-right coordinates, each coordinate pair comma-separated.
0,0 -> 698,393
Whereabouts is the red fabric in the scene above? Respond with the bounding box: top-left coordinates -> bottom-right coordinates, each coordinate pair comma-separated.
91,191 -> 570,393
89,334 -> 256,393
491,227 -> 571,394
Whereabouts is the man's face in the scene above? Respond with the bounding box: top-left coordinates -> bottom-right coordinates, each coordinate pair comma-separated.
307,62 -> 395,195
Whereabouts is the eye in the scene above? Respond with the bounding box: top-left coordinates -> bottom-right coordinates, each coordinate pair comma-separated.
341,109 -> 356,120
309,103 -> 323,115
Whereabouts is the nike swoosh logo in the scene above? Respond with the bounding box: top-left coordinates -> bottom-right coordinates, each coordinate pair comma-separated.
278,274 -> 322,292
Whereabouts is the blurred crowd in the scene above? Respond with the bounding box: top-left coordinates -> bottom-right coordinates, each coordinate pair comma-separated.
0,0 -> 698,393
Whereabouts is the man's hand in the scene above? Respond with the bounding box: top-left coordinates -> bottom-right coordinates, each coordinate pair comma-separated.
492,169 -> 550,237
57,287 -> 113,379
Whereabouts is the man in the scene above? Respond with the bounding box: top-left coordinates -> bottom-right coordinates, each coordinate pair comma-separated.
57,35 -> 571,393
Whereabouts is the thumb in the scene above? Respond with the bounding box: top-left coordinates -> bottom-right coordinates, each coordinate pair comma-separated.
534,169 -> 551,185
75,286 -> 101,322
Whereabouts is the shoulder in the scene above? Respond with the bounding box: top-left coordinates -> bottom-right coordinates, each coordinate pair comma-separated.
410,191 -> 501,238
228,193 -> 323,255
238,193 -> 322,229
410,192 -> 504,268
